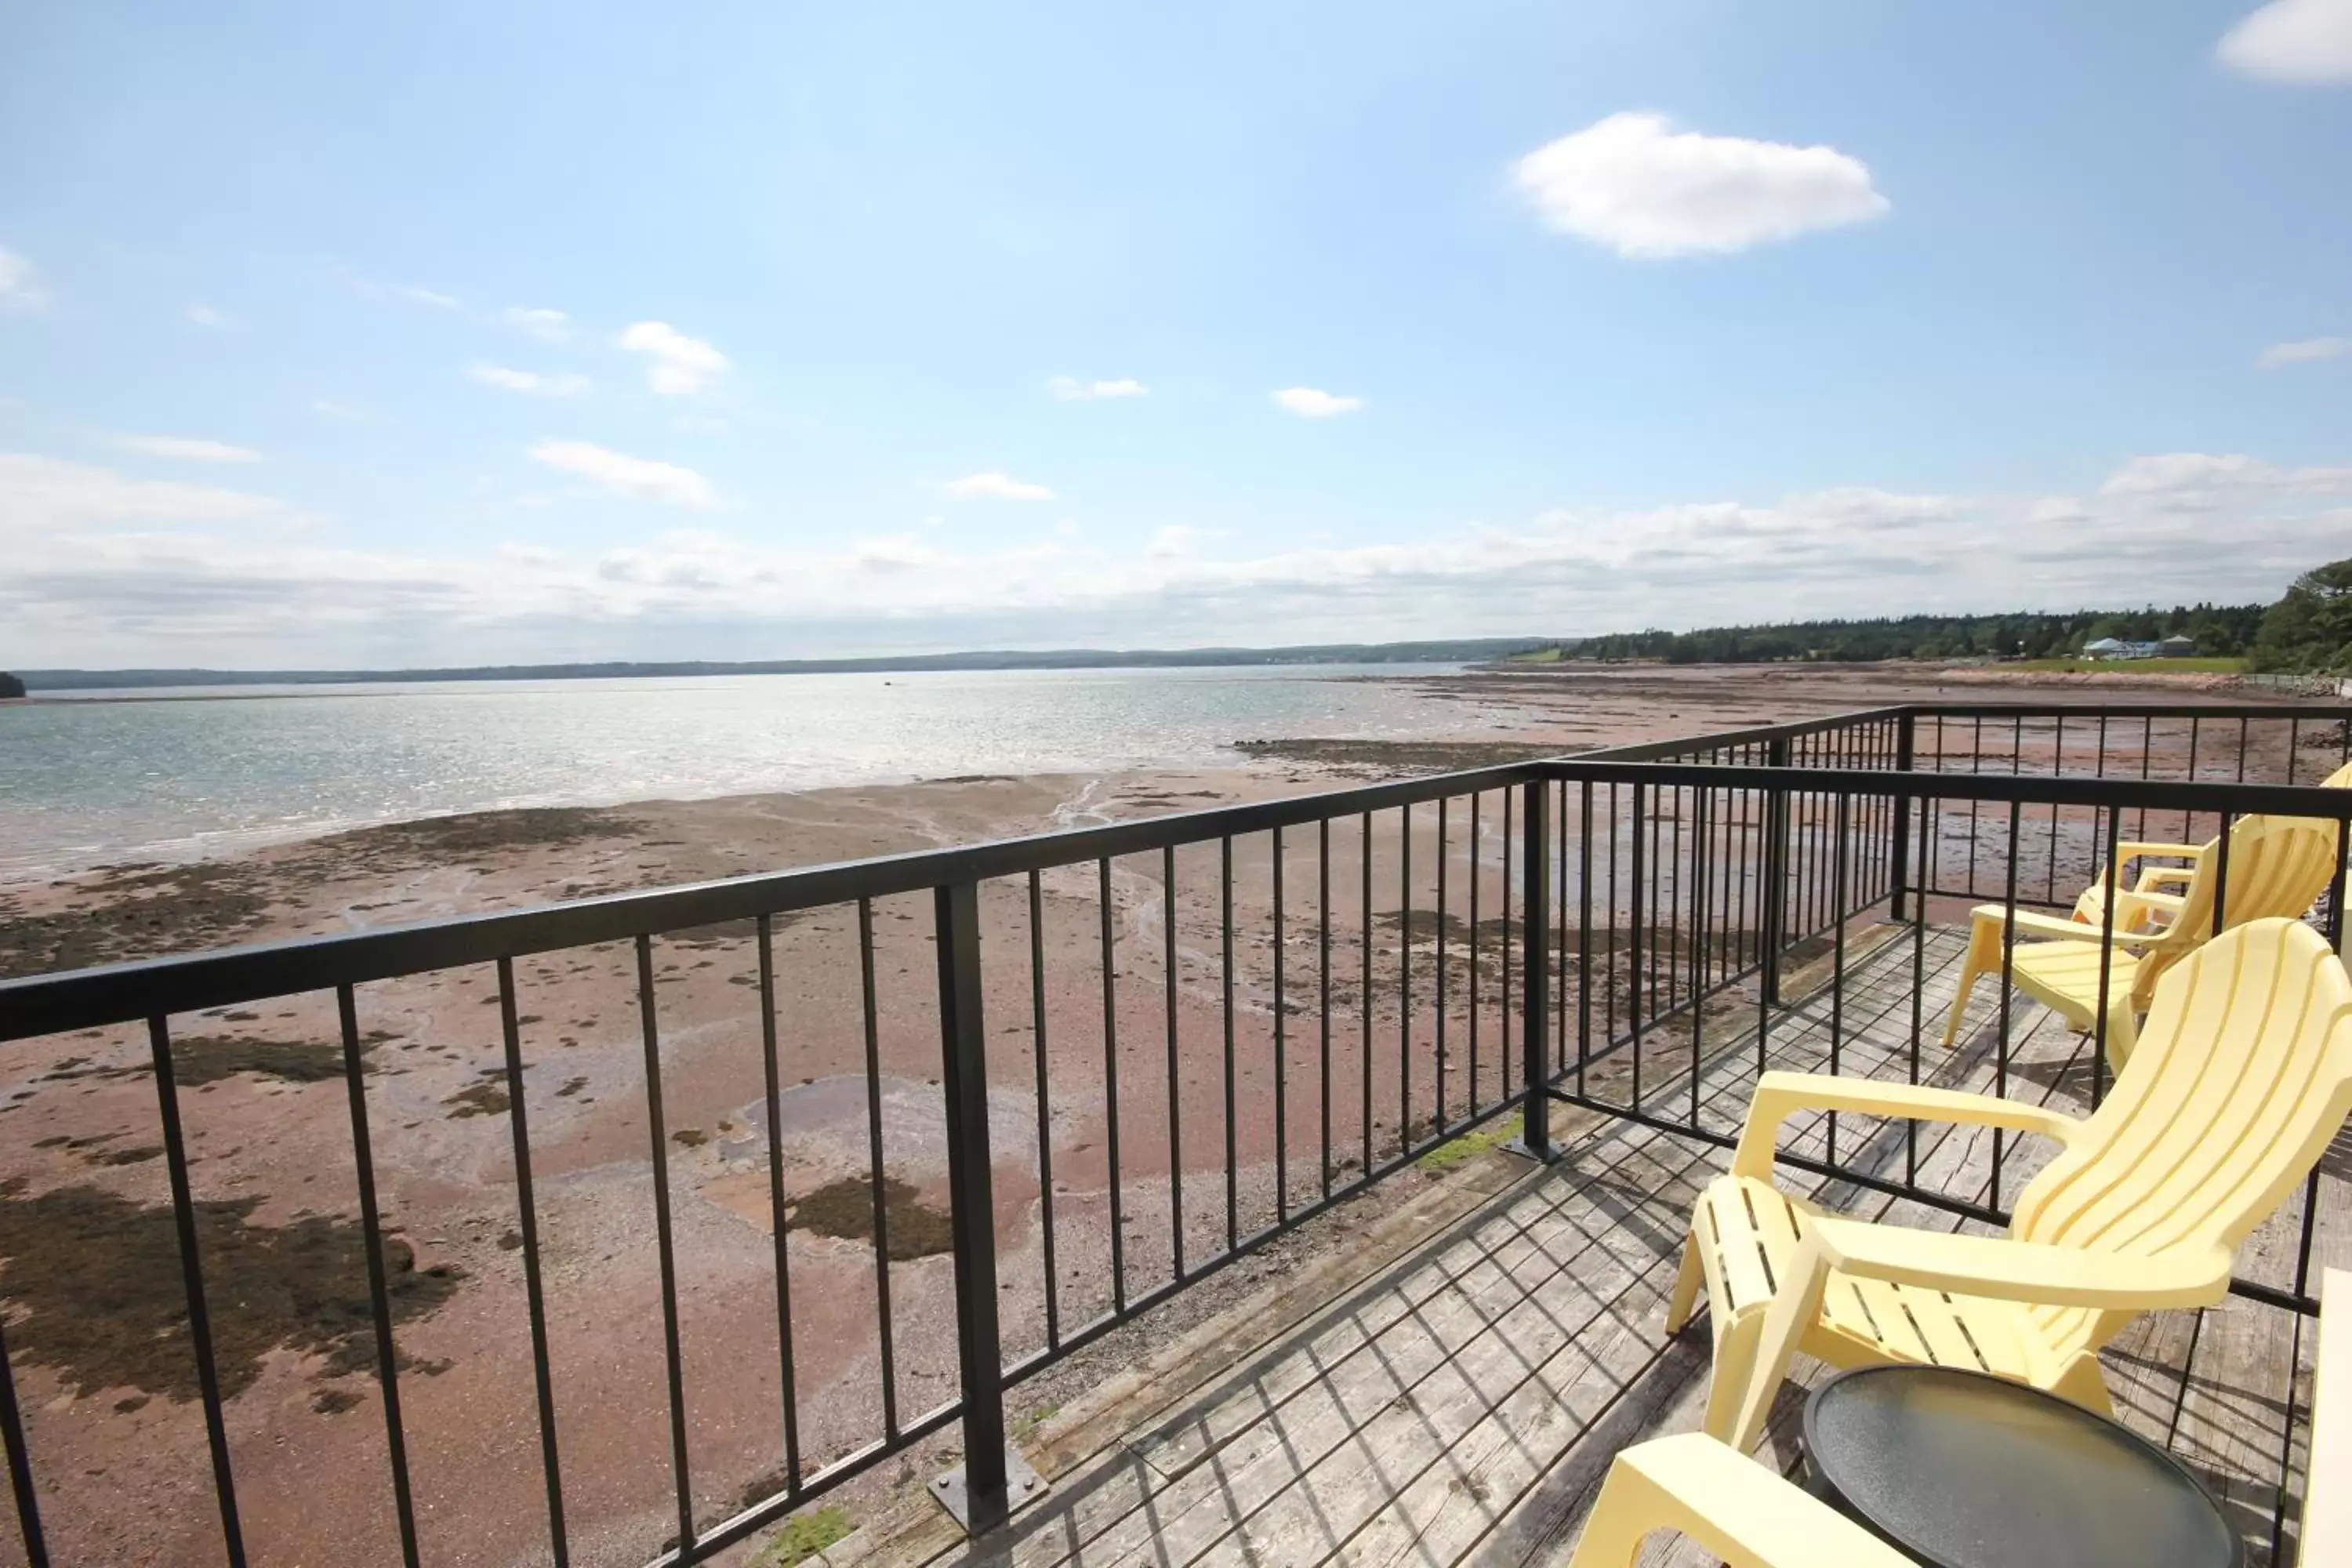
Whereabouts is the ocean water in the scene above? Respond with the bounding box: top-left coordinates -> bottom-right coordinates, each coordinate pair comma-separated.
2,666 -> 1475,878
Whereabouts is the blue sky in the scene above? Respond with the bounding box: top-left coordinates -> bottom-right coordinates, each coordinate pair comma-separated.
2,0 -> 2348,666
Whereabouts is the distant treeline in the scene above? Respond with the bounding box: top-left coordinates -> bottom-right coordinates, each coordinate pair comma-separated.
13,637 -> 1550,692
1552,605 -> 2267,665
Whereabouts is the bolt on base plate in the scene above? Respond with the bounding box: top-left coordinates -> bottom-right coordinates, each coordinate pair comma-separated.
928,1448 -> 1047,1534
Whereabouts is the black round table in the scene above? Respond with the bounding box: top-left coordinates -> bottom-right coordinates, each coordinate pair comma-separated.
1802,1365 -> 2241,1568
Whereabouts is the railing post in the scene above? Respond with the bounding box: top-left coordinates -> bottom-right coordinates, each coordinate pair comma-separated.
1889,710 -> 1916,920
1761,739 -> 1791,1007
927,879 -> 1037,1534
1508,778 -> 1559,1163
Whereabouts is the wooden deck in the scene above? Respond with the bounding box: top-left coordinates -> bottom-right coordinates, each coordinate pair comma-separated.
858,923 -> 2331,1568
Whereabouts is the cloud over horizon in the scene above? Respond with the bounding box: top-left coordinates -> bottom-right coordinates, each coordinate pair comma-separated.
5,446 -> 2343,669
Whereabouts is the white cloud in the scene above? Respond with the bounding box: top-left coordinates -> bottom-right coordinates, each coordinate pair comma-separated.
1047,376 -> 1150,401
9,444 -> 2350,668
505,307 -> 572,343
0,452 -> 283,533
1273,387 -> 1366,418
0,246 -> 48,310
1513,111 -> 1889,258
619,321 -> 728,395
112,435 -> 263,463
470,363 -> 591,397
2096,451 -> 2352,501
401,285 -> 460,310
187,305 -> 233,330
528,441 -> 715,508
2261,336 -> 2351,366
946,470 -> 1056,500
2219,0 -> 2352,82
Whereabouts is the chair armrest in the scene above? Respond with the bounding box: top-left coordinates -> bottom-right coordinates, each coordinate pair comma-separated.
2115,840 -> 2205,863
1730,1071 -> 2081,1180
1806,1218 -> 2232,1310
1567,1433 -> 1915,1568
2130,868 -> 2194,893
1973,905 -> 2168,946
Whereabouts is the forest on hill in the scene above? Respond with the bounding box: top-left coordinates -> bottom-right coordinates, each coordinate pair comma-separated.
1554,604 -> 2267,665
1541,558 -> 2352,673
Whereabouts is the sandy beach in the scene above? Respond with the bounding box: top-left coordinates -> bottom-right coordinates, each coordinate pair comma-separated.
0,661 -> 2304,1566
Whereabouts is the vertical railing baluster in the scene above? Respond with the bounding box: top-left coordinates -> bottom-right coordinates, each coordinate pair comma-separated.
1687,785 -> 1708,1130
1436,799 -> 1448,1131
2091,806 -> 2121,1109
1993,807 -> 2021,1211
1761,739 -> 1791,1006
1163,848 -> 1184,1280
1629,780 -> 1648,1112
148,1014 -> 248,1568
1272,829 -> 1287,1217
750,924 -> 800,1502
1469,793 -> 1481,1112
1099,858 -> 1124,1308
934,880 -> 1010,1535
1359,813 -> 1374,1179
1028,873 -> 1058,1348
855,902 -> 898,1437
0,1308 -> 44,1568
634,935 -> 696,1562
1577,780 -> 1593,1098
1827,795 -> 1849,1167
1224,837 -> 1239,1251
336,983 -> 421,1568
1399,804 -> 1412,1152
1515,779 -> 1552,1160
1889,710 -> 1915,919
1319,819 -> 1333,1196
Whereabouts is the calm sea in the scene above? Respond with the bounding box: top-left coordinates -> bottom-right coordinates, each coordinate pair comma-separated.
1,666 -> 1477,879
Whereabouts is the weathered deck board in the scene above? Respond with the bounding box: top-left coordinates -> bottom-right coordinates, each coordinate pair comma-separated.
880,924 -> 2323,1568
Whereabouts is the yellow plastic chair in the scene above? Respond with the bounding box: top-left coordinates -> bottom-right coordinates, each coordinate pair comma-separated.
1595,1266 -> 2352,1566
2070,758 -> 2352,936
1566,1432 -> 1915,1566
1940,808 -> 2342,1063
1670,917 -> 2352,1452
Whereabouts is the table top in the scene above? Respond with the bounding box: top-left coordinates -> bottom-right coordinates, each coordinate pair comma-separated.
1803,1365 -> 2241,1568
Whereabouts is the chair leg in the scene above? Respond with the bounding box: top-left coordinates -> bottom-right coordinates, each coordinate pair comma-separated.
1665,1232 -> 1705,1336
2048,1355 -> 2114,1418
2103,1003 -> 2137,1071
1729,1239 -> 1833,1453
1701,1308 -> 1766,1443
1941,910 -> 2003,1048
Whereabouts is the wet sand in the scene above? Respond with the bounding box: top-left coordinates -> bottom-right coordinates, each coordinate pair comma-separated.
0,662 -> 2306,1566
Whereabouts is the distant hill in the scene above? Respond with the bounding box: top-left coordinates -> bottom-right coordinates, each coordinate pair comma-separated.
16,638 -> 1556,691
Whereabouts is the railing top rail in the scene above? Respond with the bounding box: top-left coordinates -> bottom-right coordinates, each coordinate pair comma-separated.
1898,699 -> 2352,720
1573,705 -> 1912,760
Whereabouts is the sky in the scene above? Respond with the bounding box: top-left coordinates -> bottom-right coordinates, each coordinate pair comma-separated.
2,0 -> 2349,669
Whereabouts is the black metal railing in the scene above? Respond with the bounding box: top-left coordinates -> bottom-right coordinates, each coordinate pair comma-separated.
0,699 -> 2346,1566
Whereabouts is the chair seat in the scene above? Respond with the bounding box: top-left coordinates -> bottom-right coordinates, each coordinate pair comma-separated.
1964,903 -> 2140,1033
1689,1172 -> 2065,1383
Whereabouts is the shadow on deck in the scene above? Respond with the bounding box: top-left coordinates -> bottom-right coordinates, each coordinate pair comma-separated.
851,923 -> 2323,1568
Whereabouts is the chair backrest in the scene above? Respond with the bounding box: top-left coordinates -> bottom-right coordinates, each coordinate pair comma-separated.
2125,811 -> 2343,1009
2013,920 -> 2352,1281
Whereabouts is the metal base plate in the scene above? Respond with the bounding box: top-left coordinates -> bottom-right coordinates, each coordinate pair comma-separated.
1501,1137 -> 1563,1165
929,1447 -> 1047,1534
